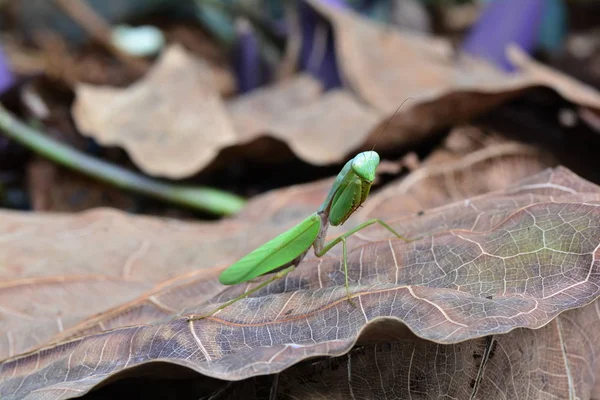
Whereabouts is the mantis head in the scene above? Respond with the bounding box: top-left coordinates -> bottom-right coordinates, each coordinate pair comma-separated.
351,151 -> 380,183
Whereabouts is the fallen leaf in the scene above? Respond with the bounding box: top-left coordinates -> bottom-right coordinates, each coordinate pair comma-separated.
72,44 -> 237,178
507,45 -> 600,109
3,151 -> 586,398
226,74 -> 323,140
271,301 -> 600,399
0,132 -> 546,358
67,300 -> 600,399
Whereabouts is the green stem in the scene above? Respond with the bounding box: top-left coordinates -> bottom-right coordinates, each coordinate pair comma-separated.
0,105 -> 246,216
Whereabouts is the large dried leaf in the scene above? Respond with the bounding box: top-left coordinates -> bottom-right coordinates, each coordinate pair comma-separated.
259,301 -> 600,399
10,159 -> 600,398
0,137 -> 544,360
72,45 -> 237,179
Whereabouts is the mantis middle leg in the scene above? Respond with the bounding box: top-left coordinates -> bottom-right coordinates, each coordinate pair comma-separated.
315,219 -> 413,302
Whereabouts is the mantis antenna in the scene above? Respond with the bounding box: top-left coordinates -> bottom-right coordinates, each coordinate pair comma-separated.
370,97 -> 415,153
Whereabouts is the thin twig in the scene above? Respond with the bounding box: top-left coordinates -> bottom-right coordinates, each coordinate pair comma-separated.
0,105 -> 246,216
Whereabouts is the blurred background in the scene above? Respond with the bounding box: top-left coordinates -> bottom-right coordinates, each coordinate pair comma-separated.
2,2 -> 600,398
0,0 -> 599,219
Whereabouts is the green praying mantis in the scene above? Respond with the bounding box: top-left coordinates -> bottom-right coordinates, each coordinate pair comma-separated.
187,103 -> 413,321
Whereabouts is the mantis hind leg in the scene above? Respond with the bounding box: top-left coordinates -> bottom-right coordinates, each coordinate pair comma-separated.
186,265 -> 296,321
315,219 -> 412,305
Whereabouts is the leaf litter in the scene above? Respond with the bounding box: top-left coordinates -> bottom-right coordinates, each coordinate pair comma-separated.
71,2 -> 600,180
7,137 -> 600,398
3,2 -> 600,399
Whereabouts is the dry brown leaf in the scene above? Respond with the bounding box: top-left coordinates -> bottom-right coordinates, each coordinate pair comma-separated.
226,74 -> 323,140
72,52 -> 382,174
0,132 -> 546,359
72,44 -> 237,178
507,45 -> 600,109
272,302 -> 600,399
0,142 -> 558,397
3,166 -> 600,399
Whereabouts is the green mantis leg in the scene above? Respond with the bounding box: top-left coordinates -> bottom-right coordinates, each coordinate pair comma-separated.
187,265 -> 296,321
315,219 -> 412,302
340,236 -> 356,307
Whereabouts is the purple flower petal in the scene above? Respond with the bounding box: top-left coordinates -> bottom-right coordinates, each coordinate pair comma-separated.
462,0 -> 544,72
0,46 -> 14,156
298,1 -> 343,89
320,0 -> 348,9
233,19 -> 263,93
273,19 -> 289,37
0,46 -> 14,94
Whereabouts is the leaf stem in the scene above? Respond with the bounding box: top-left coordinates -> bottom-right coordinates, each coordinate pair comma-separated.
0,105 -> 246,216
